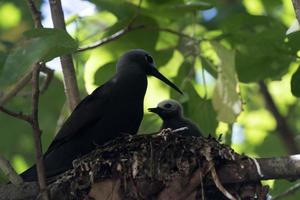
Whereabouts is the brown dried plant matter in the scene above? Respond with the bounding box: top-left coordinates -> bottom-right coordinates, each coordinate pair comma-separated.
48,129 -> 268,200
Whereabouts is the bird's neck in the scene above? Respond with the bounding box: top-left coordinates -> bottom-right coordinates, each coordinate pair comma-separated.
114,70 -> 148,97
162,115 -> 182,121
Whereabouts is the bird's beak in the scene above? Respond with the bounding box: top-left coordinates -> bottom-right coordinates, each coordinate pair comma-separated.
149,67 -> 183,94
148,107 -> 160,113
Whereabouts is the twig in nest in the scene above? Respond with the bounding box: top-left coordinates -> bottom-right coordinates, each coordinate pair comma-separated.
210,162 -> 236,200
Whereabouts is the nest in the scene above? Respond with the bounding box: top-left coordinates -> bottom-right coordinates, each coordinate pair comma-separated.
48,128 -> 268,200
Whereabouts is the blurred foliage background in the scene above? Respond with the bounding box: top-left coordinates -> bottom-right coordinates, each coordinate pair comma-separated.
1,0 -> 300,198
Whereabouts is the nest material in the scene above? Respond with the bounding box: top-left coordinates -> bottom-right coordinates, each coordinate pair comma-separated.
49,128 -> 268,200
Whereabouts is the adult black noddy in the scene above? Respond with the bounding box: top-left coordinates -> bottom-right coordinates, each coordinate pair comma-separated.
148,99 -> 203,137
21,49 -> 182,181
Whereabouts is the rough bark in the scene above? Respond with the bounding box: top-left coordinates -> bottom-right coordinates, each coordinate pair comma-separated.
49,0 -> 80,110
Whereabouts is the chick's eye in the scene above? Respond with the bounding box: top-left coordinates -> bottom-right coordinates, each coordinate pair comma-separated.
164,103 -> 172,109
145,55 -> 153,64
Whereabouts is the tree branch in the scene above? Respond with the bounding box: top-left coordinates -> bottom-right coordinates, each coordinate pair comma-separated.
0,70 -> 33,106
0,66 -> 54,106
49,0 -> 80,111
26,1 -> 49,199
40,67 -> 54,94
258,81 -> 299,154
0,106 -> 32,123
77,25 -> 198,53
155,27 -> 199,41
25,0 -> 42,28
0,155 -> 23,185
292,0 -> 300,23
77,25 -> 146,52
31,64 -> 49,200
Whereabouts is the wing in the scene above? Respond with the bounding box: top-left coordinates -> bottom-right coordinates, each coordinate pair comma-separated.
184,118 -> 203,137
45,81 -> 113,154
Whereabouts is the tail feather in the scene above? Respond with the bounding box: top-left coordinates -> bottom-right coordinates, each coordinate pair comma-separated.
20,165 -> 38,182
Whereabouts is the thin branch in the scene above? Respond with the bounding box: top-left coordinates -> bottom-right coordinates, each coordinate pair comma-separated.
77,25 -> 145,52
40,67 -> 54,94
273,182 -> 300,200
127,0 -> 143,27
77,26 -> 198,53
0,155 -> 23,185
0,106 -> 32,123
0,65 -> 54,106
49,0 -> 80,110
258,81 -> 299,154
1,1 -> 51,105
0,70 -> 32,106
155,27 -> 199,41
78,1 -> 144,53
76,0 -> 198,54
25,0 -> 42,28
26,1 -> 49,199
31,63 -> 49,200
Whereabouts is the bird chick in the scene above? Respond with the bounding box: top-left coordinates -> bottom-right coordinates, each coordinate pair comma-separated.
148,99 -> 203,137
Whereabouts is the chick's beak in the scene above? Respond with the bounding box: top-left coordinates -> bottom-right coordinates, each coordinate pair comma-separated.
148,107 -> 160,113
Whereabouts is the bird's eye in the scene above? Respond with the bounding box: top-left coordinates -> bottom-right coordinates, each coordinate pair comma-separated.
164,103 -> 172,109
145,55 -> 153,64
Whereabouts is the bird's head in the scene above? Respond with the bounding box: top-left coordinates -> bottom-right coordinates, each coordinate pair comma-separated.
116,49 -> 182,94
148,99 -> 183,119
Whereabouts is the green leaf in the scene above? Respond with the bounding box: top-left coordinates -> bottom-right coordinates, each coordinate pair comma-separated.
200,57 -> 217,78
94,61 -> 116,86
211,41 -> 242,123
103,15 -> 159,51
221,14 -> 292,82
291,65 -> 300,97
0,28 -> 78,87
153,48 -> 175,69
182,81 -> 218,135
23,28 -> 78,61
90,0 -> 135,19
286,31 -> 300,53
146,2 -> 212,20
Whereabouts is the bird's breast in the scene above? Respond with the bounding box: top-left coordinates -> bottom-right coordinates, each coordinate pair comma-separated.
110,76 -> 147,134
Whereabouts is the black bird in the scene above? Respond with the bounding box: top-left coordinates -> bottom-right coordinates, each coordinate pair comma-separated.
148,99 -> 203,137
21,49 -> 182,181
